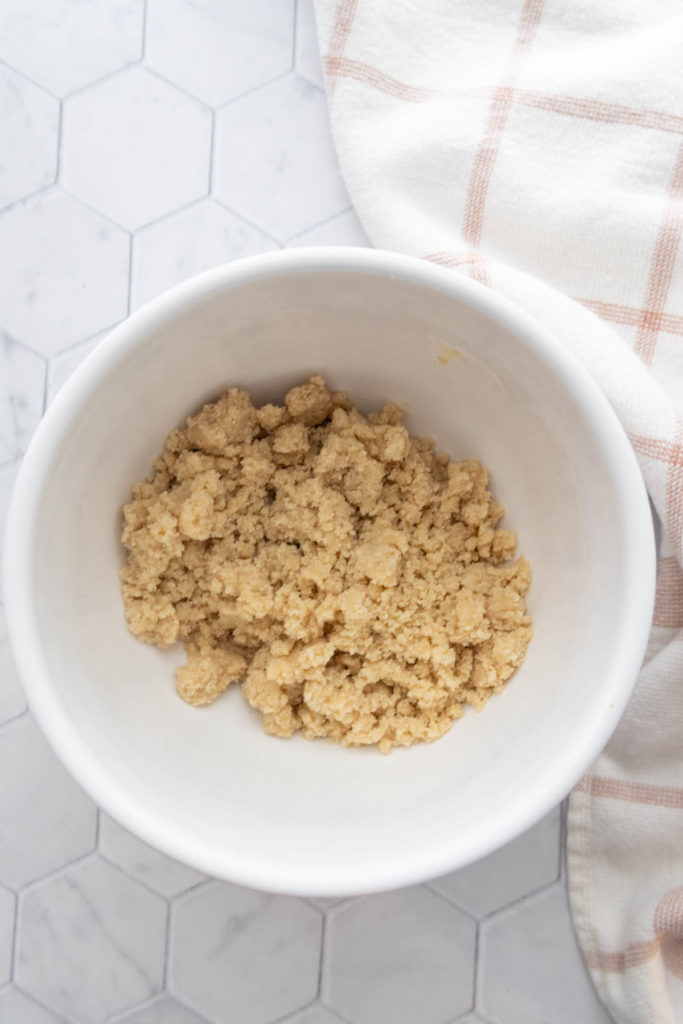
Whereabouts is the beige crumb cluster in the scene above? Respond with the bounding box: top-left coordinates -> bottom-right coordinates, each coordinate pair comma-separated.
120,376 -> 532,753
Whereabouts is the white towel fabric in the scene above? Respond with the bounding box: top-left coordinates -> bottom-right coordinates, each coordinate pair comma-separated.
313,1 -> 683,1020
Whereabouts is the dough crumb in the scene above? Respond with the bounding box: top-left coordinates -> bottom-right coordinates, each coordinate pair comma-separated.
121,377 -> 532,753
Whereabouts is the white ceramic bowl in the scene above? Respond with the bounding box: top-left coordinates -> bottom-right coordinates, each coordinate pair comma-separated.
4,248 -> 655,896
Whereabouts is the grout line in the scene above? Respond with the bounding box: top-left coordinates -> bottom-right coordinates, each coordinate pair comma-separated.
292,0 -> 299,70
425,881 -> 477,922
144,65 -> 213,111
0,57 -> 60,99
12,981 -> 72,1022
53,99 -> 63,184
107,993 -> 160,1024
96,848 -> 175,905
0,708 -> 29,735
213,68 -> 293,116
61,60 -> 141,102
8,888 -> 18,984
17,843 -> 98,897
0,181 -> 60,220
316,909 -> 326,1000
126,233 -> 134,316
212,195 -> 282,246
319,999 -> 355,1024
40,350 -> 49,415
58,183 -> 133,235
141,0 -> 149,60
471,919 -> 482,1018
160,897 -> 171,990
207,107 -> 217,195
283,204 -> 353,245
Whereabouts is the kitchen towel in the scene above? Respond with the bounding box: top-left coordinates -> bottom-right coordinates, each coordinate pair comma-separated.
313,1 -> 683,1021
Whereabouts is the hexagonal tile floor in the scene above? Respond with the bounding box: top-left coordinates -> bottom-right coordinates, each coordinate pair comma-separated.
0,2 -> 611,1023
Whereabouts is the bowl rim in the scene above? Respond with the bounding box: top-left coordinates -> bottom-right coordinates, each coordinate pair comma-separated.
3,246 -> 656,895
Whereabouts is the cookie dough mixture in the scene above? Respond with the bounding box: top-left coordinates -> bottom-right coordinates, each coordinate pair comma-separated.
121,376 -> 532,753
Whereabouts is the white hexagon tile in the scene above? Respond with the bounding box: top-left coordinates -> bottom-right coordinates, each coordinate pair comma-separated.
15,857 -> 167,1023
214,74 -> 350,240
170,882 -> 323,1024
0,191 -> 129,355
131,199 -> 278,309
0,604 -> 26,727
0,715 -> 97,889
146,0 -> 295,107
99,814 -> 207,899
0,0 -> 144,97
0,64 -> 58,209
324,887 -> 476,1024
0,4 -> 609,1024
62,67 -> 212,230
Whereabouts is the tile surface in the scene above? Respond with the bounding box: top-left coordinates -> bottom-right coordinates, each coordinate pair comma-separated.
116,996 -> 210,1024
0,332 -> 46,465
0,604 -> 27,725
0,64 -> 59,209
287,208 -> 370,248
100,813 -> 207,899
214,74 -> 350,240
146,0 -> 295,106
171,882 -> 322,1024
0,0 -> 144,97
0,989 -> 67,1024
0,6 -> 600,1024
0,191 -> 129,355
62,67 -> 212,230
46,330 -> 113,404
0,715 -> 97,888
131,199 -> 278,309
16,856 -> 167,1023
296,0 -> 325,89
285,1007 -> 347,1024
0,882 -> 15,985
325,887 -> 476,1024
478,886 -> 613,1024
432,807 -> 561,918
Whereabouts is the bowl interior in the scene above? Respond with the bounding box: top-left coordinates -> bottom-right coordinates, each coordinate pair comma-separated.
19,257 -> 645,894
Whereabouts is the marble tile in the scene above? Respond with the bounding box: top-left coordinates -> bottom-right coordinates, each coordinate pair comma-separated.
0,334 -> 45,465
146,0 -> 294,106
131,200 -> 278,310
214,74 -> 349,241
0,715 -> 97,888
62,67 -> 211,231
0,883 -> 15,985
325,886 -> 476,1024
16,856 -> 167,1024
478,886 -> 613,1024
0,466 -> 18,603
0,989 -> 67,1024
100,813 -> 207,899
47,330 -> 112,405
432,807 -> 561,918
0,65 -> 59,209
452,1016 -> 489,1024
0,0 -> 144,97
115,995 -> 210,1024
286,1007 -> 346,1024
295,0 -> 325,89
286,208 -> 370,248
0,190 -> 129,356
0,604 -> 26,727
170,881 -> 322,1024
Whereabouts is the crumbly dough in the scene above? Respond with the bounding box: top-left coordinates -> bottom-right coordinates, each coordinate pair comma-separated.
121,376 -> 532,753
